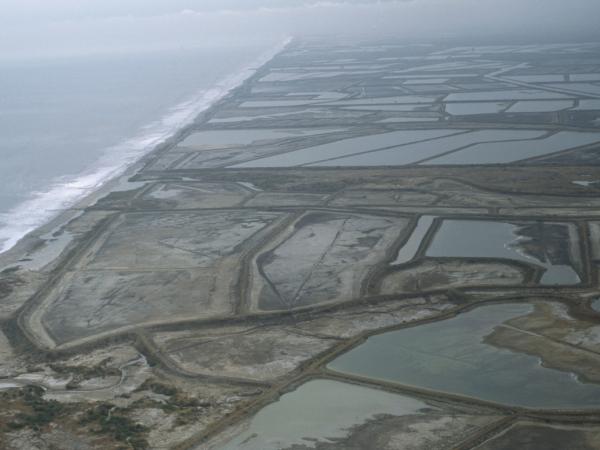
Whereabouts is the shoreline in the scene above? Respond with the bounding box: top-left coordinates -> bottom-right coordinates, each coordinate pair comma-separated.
2,37 -> 600,449
0,37 -> 292,271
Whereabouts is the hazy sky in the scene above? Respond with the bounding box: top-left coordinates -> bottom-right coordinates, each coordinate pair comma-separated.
2,0 -> 600,60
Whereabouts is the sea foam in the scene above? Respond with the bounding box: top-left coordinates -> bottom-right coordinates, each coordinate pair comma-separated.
0,38 -> 291,255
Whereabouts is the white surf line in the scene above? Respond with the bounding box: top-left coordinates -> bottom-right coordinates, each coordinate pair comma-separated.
0,37 -> 292,256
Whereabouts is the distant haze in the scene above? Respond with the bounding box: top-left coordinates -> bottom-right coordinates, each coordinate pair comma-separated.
1,0 -> 600,60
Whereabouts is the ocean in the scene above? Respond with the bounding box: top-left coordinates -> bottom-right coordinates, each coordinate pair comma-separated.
0,40 -> 284,254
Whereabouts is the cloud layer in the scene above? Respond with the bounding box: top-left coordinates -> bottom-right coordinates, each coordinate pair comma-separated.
1,0 -> 599,60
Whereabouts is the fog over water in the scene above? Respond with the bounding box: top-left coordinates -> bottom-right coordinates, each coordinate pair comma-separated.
1,0 -> 600,60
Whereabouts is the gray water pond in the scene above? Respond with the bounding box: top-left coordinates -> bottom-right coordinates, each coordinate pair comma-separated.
310,129 -> 545,167
424,131 -> 600,165
180,128 -> 340,148
391,216 -> 435,265
230,129 -> 459,168
215,379 -> 427,450
425,219 -> 581,285
506,100 -> 574,113
446,102 -> 510,115
445,89 -> 573,102
329,303 -> 600,409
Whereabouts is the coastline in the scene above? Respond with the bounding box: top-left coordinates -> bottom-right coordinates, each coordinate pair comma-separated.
0,37 -> 292,271
2,37 -> 600,449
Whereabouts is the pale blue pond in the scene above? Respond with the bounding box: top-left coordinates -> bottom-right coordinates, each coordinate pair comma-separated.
505,75 -> 566,83
309,129 -> 545,167
180,128 -> 341,149
425,219 -> 581,285
506,100 -> 574,113
445,90 -> 573,102
230,129 -> 460,168
322,95 -> 437,105
329,303 -> 600,409
215,379 -> 427,450
424,131 -> 600,165
446,102 -> 510,115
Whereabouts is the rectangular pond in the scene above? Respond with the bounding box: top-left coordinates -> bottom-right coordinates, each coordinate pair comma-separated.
572,100 -> 600,111
546,83 -> 600,96
259,71 -> 378,82
445,90 -> 573,102
342,104 -> 434,112
446,102 -> 510,115
506,100 -> 574,113
504,75 -> 566,83
423,131 -> 600,165
230,129 -> 460,168
571,74 -> 600,82
208,111 -> 315,123
308,129 -> 546,167
286,91 -> 347,100
377,117 -> 440,123
180,128 -> 341,149
425,219 -> 581,285
239,100 -> 329,108
321,96 -> 437,106
210,108 -> 371,124
404,78 -> 450,84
